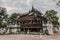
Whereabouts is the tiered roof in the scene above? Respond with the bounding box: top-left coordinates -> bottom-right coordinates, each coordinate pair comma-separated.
16,6 -> 47,22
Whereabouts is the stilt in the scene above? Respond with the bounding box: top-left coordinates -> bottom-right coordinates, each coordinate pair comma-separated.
39,29 -> 42,35
23,29 -> 25,34
6,28 -> 9,34
27,29 -> 30,34
17,28 -> 21,34
9,28 -> 12,34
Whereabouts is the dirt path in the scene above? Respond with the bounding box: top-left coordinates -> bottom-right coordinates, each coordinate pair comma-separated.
0,34 -> 60,40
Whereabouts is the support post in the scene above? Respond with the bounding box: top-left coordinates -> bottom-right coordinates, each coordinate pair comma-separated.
27,29 -> 30,34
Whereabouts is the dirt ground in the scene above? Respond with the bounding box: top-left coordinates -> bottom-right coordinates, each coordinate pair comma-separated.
0,30 -> 60,40
0,33 -> 60,40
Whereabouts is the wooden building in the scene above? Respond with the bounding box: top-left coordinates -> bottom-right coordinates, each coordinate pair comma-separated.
16,7 -> 47,33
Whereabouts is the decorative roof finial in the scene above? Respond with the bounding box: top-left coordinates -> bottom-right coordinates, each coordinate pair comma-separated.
32,5 -> 33,9
31,5 -> 35,12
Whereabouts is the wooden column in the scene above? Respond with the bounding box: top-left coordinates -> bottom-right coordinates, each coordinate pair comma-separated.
9,28 -> 12,34
27,29 -> 30,34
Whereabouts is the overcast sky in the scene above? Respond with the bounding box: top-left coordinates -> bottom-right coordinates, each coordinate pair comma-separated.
0,0 -> 60,20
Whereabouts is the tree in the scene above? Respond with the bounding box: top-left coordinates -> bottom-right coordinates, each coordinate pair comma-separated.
44,10 -> 59,25
0,7 -> 8,27
9,13 -> 20,21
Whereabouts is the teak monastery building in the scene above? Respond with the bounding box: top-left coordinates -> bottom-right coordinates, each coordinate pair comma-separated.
13,6 -> 47,33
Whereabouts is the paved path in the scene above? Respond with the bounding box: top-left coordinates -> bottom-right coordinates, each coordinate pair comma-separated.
0,34 -> 60,40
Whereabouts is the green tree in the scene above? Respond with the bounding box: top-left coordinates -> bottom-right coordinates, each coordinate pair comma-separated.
9,13 -> 20,21
0,7 -> 8,27
44,10 -> 59,25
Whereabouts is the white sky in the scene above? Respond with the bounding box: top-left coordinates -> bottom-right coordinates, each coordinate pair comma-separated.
0,0 -> 60,21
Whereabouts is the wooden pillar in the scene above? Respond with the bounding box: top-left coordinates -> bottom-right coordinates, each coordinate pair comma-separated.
39,29 -> 42,35
16,28 -> 21,34
5,28 -> 9,34
23,28 -> 25,34
27,29 -> 30,34
9,28 -> 12,34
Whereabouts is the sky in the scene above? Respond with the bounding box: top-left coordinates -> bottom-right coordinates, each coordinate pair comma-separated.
0,0 -> 60,21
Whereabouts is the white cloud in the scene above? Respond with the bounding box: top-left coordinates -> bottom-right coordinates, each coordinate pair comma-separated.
0,0 -> 60,20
